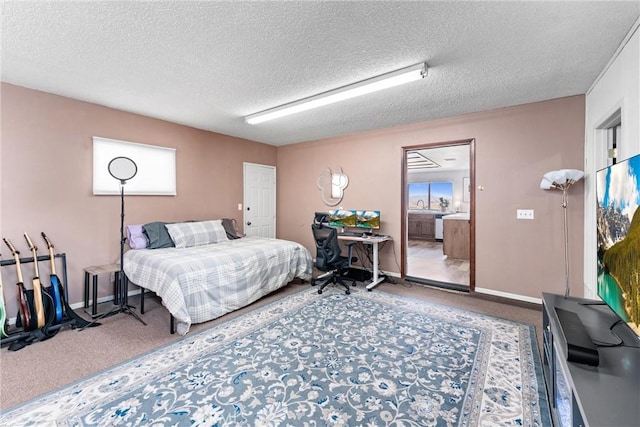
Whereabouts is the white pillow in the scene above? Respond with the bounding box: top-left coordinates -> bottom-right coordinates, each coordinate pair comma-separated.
165,220 -> 228,248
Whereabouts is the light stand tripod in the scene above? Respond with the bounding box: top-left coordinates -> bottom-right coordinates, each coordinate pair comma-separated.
83,157 -> 146,328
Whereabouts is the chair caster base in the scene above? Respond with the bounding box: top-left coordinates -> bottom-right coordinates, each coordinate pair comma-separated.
345,289 -> 350,295
318,289 -> 322,294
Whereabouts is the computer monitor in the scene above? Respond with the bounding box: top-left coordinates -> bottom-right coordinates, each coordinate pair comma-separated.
356,210 -> 380,230
327,209 -> 357,227
327,209 -> 380,230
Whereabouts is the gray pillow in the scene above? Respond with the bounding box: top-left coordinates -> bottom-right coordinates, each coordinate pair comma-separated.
142,221 -> 175,249
222,218 -> 244,239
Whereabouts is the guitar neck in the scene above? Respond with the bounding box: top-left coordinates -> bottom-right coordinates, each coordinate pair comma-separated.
31,249 -> 40,277
24,233 -> 45,328
42,233 -> 58,275
3,239 -> 23,283
24,233 -> 40,277
47,247 -> 57,275
13,253 -> 23,283
41,232 -> 64,324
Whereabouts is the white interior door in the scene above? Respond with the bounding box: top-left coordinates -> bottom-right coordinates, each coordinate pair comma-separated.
243,162 -> 276,238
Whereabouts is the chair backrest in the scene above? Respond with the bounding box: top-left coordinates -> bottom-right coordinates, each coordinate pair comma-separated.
311,223 -> 342,271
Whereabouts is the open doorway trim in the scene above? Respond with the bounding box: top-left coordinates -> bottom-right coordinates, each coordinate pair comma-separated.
401,139 -> 476,291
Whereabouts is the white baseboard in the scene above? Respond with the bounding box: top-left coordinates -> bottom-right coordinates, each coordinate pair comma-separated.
69,288 -> 144,310
381,270 -> 400,278
5,289 -> 145,326
475,287 -> 542,305
320,265 -> 401,279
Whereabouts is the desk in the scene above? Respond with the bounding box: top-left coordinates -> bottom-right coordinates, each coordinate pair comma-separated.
338,234 -> 391,290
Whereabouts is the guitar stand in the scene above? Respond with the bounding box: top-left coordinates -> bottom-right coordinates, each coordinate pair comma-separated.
0,253 -> 97,349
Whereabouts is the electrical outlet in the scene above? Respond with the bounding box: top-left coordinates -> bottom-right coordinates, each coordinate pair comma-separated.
517,209 -> 534,220
237,203 -> 242,211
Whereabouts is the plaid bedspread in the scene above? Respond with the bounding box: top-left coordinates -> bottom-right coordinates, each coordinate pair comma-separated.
123,237 -> 312,334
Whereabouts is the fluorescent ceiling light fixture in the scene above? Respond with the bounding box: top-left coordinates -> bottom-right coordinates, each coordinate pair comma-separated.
245,62 -> 428,125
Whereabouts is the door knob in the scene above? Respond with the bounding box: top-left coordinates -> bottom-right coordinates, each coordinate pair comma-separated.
246,221 -> 252,226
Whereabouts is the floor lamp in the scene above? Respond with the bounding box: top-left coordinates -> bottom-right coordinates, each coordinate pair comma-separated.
540,169 -> 585,298
86,157 -> 147,327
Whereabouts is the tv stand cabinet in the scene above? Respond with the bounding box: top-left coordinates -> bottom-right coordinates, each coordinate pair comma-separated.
542,293 -> 639,427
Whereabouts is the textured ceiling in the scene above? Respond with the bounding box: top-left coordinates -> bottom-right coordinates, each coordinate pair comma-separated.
1,1 -> 638,146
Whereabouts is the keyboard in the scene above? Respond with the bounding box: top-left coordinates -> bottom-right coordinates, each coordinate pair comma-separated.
340,231 -> 382,238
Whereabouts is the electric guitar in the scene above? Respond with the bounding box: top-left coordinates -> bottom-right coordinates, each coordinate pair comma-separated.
3,238 -> 32,331
0,253 -> 8,338
41,232 -> 64,324
24,233 -> 46,329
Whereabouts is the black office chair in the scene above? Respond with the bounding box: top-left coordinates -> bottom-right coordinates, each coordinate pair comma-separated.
311,223 -> 356,294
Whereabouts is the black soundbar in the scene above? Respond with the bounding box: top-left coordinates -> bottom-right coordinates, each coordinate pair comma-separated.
555,307 -> 600,366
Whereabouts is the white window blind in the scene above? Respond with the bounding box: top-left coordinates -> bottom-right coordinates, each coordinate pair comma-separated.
93,136 -> 176,195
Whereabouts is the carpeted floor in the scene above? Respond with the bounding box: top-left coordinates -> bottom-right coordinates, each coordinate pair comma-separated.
0,280 -> 544,416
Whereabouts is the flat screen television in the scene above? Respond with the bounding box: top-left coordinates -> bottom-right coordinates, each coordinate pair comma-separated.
328,209 -> 381,230
596,152 -> 640,338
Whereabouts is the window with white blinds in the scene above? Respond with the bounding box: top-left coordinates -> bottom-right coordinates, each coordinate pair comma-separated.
93,136 -> 176,195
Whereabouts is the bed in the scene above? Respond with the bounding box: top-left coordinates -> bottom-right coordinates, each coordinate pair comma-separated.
122,220 -> 312,335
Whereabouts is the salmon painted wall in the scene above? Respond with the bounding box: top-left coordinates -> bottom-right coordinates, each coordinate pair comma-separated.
0,83 -> 276,317
277,96 -> 585,302
0,82 -> 585,316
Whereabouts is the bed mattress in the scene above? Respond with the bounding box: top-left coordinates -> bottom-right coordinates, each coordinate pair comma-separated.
123,237 -> 312,334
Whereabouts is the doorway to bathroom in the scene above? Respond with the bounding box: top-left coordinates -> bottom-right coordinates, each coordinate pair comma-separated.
402,139 -> 475,292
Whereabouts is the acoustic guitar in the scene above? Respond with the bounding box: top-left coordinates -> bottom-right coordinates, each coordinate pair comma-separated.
0,253 -> 7,338
41,233 -> 64,324
24,233 -> 46,329
3,238 -> 32,331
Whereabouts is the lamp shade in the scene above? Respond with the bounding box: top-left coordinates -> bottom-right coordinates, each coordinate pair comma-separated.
540,169 -> 584,190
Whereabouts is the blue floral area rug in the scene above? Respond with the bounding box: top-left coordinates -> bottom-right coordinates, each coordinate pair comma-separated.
0,288 -> 551,426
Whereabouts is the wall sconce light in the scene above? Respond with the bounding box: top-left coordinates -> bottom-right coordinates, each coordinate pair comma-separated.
540,168 -> 584,298
245,63 -> 428,124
